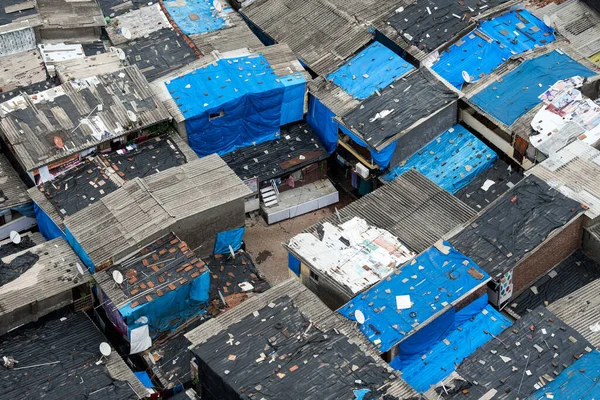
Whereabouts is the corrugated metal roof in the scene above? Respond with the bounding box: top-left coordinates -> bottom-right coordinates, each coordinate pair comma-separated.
0,311 -> 146,399
531,0 -> 600,57
0,48 -> 46,93
240,0 -> 372,75
0,153 -> 30,210
190,11 -> 264,55
0,65 -> 171,172
0,238 -> 91,333
55,52 -> 124,83
105,4 -> 170,45
291,169 -> 475,254
65,155 -> 251,265
36,0 -> 106,30
527,141 -> 600,219
185,278 -> 418,398
28,133 -> 196,230
547,278 -> 600,348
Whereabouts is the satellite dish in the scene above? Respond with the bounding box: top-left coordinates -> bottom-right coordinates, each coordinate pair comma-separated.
109,47 -> 126,61
543,15 -> 552,27
127,110 -> 137,122
54,136 -> 64,149
229,245 -> 236,259
121,27 -> 132,40
355,309 -> 365,325
99,342 -> 112,357
9,231 -> 21,244
112,270 -> 124,284
214,0 -> 223,12
462,70 -> 471,84
76,262 -> 84,276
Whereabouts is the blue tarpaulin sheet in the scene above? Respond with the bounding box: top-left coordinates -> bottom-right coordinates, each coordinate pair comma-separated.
432,10 -> 555,89
33,202 -> 64,241
391,296 -> 512,393
305,95 -> 397,167
527,350 -> 600,400
432,33 -> 511,89
164,0 -> 230,35
326,42 -> 414,100
134,371 -> 154,388
12,203 -> 35,218
471,50 -> 596,126
120,269 -> 210,336
214,227 -> 245,255
479,10 -> 555,55
306,95 -> 337,154
288,252 -> 301,277
65,227 -> 95,273
167,54 -> 306,157
339,124 -> 398,168
338,241 -> 490,353
382,124 -> 497,193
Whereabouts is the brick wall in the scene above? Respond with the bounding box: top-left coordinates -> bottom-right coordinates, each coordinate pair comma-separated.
511,214 -> 584,298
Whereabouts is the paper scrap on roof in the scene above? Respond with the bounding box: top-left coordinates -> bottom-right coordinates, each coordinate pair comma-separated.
287,217 -> 415,294
530,76 -> 600,154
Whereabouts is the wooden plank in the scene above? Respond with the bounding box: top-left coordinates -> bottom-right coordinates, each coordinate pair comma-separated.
279,150 -> 323,170
5,1 -> 35,14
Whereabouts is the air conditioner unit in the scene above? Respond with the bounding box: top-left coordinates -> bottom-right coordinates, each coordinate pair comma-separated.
355,162 -> 369,179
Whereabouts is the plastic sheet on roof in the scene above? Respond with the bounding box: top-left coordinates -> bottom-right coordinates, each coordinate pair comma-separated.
391,296 -> 512,393
479,10 -> 555,55
432,32 -> 512,89
470,50 -> 596,126
526,350 -> 600,400
326,42 -> 415,100
288,217 -> 415,295
455,305 -> 594,398
338,241 -> 489,353
530,77 -> 600,153
382,124 -> 497,193
164,0 -> 231,35
434,9 -> 554,89
167,54 -> 306,157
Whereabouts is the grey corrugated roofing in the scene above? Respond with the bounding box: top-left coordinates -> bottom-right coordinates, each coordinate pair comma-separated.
55,52 -> 124,83
190,11 -> 264,55
340,68 -> 459,151
450,175 -> 585,279
240,0 -> 372,75
105,4 -> 170,45
36,0 -> 106,30
0,153 -> 30,211
531,0 -> 600,57
547,278 -> 600,349
0,311 -> 145,399
185,278 -> 418,399
294,169 -> 475,254
28,133 -> 196,229
0,49 -> 46,93
0,1 -> 41,34
0,238 -> 91,334
65,155 -> 251,266
0,65 -> 171,172
527,141 -> 600,220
